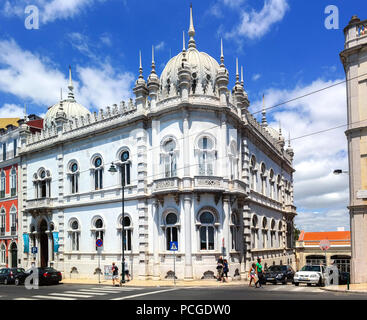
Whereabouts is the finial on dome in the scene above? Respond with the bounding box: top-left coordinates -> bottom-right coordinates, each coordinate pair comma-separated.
139,50 -> 143,79
59,88 -> 64,112
279,121 -> 282,135
151,46 -> 156,74
288,132 -> 291,147
241,66 -> 244,87
182,31 -> 187,62
220,38 -> 224,65
24,103 -> 27,121
262,94 -> 268,126
236,58 -> 240,84
188,4 -> 196,49
68,65 -> 75,100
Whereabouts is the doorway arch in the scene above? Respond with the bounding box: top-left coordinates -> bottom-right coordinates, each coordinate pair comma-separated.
40,220 -> 48,267
9,242 -> 17,268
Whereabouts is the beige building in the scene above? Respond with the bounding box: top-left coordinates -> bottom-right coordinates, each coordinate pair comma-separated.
340,15 -> 367,283
295,231 -> 351,273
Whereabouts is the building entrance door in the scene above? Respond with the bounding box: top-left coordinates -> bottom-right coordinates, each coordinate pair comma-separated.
40,220 -> 48,267
10,243 -> 17,268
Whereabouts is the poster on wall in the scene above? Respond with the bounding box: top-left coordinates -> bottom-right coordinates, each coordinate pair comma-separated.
23,234 -> 29,253
52,232 -> 59,253
104,265 -> 113,280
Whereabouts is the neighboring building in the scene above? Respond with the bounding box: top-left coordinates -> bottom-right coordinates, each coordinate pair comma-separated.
295,231 -> 351,273
0,116 -> 43,268
18,6 -> 296,280
340,15 -> 367,283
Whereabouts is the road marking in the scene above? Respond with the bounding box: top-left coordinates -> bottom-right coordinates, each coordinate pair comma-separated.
32,295 -> 76,300
77,289 -> 108,295
14,297 -> 39,300
90,287 -> 138,292
49,292 -> 93,298
86,289 -> 128,293
111,288 -> 178,300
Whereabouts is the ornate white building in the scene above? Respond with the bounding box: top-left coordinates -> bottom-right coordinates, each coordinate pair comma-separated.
18,7 -> 296,280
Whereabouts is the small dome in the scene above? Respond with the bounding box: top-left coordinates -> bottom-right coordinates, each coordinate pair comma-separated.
44,99 -> 91,129
160,47 -> 220,94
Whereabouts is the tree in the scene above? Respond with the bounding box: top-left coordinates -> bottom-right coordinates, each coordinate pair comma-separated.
294,225 -> 301,243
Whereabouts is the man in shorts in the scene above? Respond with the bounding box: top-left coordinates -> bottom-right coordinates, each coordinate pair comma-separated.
112,262 -> 119,286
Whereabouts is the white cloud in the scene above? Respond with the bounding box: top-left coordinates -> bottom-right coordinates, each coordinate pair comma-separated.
252,73 -> 261,81
223,0 -> 289,40
251,78 -> 349,231
2,0 -> 105,24
0,38 -> 134,113
0,104 -> 24,118
155,41 -> 165,51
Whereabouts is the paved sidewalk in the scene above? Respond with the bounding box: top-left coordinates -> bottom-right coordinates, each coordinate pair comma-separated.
61,277 -> 248,287
321,283 -> 367,294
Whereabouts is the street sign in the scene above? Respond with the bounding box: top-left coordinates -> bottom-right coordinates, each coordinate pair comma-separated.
96,239 -> 103,247
320,239 -> 330,251
31,247 -> 38,254
169,241 -> 178,251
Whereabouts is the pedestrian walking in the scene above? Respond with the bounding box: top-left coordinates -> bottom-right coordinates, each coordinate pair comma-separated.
216,256 -> 224,281
255,258 -> 264,288
124,260 -> 131,281
222,259 -> 229,282
249,263 -> 258,287
112,262 -> 119,287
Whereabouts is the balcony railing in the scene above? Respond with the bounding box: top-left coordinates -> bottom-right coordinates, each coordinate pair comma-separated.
26,198 -> 54,210
153,177 -> 180,194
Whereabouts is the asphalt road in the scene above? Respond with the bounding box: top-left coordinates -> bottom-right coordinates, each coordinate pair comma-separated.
0,282 -> 366,300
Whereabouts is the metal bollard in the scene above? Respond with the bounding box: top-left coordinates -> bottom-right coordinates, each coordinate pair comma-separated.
347,273 -> 350,290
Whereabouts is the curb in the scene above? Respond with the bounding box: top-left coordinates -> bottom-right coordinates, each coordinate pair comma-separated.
320,287 -> 367,294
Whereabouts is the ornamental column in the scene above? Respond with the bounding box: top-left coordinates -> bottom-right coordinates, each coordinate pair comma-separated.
184,194 -> 193,280
152,201 -> 160,280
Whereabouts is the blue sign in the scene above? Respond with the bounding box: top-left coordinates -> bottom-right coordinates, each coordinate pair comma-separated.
53,232 -> 59,253
169,241 -> 178,251
31,247 -> 38,254
23,234 -> 29,253
96,239 -> 103,247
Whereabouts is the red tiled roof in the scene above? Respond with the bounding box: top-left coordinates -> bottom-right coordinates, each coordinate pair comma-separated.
298,231 -> 351,246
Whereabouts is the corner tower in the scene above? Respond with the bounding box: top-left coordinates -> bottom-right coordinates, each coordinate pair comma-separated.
340,15 -> 367,284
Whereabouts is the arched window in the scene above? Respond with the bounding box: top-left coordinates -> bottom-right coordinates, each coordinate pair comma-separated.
251,215 -> 258,249
0,208 -> 5,236
230,213 -> 240,251
10,168 -> 16,196
10,206 -> 16,235
120,150 -> 131,186
199,211 -> 215,250
69,219 -> 80,251
269,169 -> 275,199
69,162 -> 79,194
165,212 -> 178,250
260,163 -> 266,195
34,168 -> 51,199
93,157 -> 103,190
0,171 -> 5,198
250,155 -> 257,191
278,221 -> 283,248
197,136 -> 215,176
94,218 -> 104,250
262,217 -> 268,249
229,141 -> 238,180
30,225 -> 36,247
162,139 -> 177,178
277,175 -> 282,202
120,215 -> 132,251
270,219 -> 276,248
0,244 -> 5,265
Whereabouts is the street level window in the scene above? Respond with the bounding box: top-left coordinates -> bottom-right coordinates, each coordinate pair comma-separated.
165,213 -> 178,250
199,211 -> 215,250
121,216 -> 132,251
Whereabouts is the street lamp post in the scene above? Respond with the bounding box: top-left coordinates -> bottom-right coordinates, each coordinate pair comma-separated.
109,162 -> 125,284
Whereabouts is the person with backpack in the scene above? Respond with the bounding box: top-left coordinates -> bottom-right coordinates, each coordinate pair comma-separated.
112,262 -> 119,286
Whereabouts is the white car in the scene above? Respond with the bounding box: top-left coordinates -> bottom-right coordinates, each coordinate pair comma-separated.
293,265 -> 326,287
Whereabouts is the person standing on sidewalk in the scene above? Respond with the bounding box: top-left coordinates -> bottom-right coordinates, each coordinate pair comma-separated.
112,262 -> 119,287
255,258 -> 264,288
216,256 -> 224,281
222,259 -> 229,282
124,260 -> 131,282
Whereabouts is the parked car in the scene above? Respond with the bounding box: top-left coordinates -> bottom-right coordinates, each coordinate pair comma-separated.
293,265 -> 326,287
264,265 -> 295,284
0,268 -> 27,285
24,267 -> 62,285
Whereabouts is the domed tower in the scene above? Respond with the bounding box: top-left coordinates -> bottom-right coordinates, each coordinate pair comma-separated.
133,51 -> 149,111
44,66 -> 91,129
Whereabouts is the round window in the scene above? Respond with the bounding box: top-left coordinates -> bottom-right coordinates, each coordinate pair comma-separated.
200,212 -> 214,224
121,151 -> 129,162
40,170 -> 46,179
166,213 -> 178,225
95,219 -> 103,229
94,157 -> 102,168
163,139 -> 176,153
71,221 -> 78,230
71,163 -> 78,173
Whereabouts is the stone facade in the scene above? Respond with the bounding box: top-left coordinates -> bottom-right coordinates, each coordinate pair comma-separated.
340,16 -> 367,283
18,7 -> 296,280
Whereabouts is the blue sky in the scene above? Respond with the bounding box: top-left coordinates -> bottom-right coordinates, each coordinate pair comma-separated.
1,0 -> 366,232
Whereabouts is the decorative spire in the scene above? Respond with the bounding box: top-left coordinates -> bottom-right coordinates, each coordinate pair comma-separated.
68,65 -> 74,100
235,58 -> 240,84
182,31 -> 187,62
241,66 -> 244,87
220,38 -> 224,65
262,94 -> 268,126
188,4 -> 196,49
288,132 -> 291,148
279,121 -> 282,135
24,103 -> 27,121
60,88 -> 64,111
139,50 -> 143,78
151,46 -> 156,74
